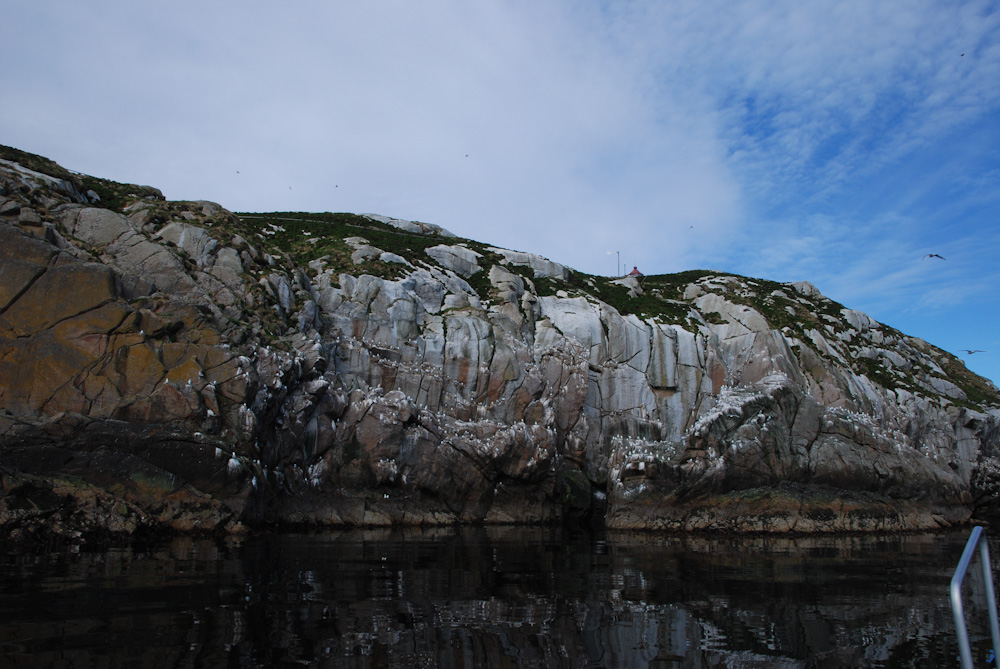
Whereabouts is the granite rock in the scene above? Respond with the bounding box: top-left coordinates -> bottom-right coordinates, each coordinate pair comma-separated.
1,147 -> 998,542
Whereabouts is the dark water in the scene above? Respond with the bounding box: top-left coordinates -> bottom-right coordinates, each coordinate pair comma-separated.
0,526 -> 997,668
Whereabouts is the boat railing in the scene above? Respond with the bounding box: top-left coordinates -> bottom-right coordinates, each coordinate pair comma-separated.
951,525 -> 1000,668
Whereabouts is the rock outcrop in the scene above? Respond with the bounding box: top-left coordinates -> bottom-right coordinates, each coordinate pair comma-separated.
2,145 -> 999,542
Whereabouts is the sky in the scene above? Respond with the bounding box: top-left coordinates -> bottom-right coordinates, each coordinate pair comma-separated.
4,1 -> 999,385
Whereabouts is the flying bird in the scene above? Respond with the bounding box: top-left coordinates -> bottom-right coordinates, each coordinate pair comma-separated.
923,253 -> 946,260
961,350 -> 985,354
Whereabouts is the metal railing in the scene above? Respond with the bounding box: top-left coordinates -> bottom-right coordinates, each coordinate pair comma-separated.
951,526 -> 1000,668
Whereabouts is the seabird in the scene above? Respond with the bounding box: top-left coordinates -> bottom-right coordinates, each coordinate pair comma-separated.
923,253 -> 946,260
961,350 -> 985,354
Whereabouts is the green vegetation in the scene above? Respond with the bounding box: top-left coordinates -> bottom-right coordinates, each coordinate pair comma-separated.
641,269 -> 721,295
853,357 -> 903,392
0,144 -> 163,211
236,211 -> 459,285
497,269 -> 701,326
934,350 -> 1000,408
0,145 -> 77,181
79,177 -> 164,212
598,280 -> 695,324
226,212 -> 711,330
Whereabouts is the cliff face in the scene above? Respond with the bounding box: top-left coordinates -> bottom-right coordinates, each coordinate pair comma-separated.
2,146 -> 998,542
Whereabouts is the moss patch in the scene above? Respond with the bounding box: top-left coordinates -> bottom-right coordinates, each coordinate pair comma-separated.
1,144 -> 164,212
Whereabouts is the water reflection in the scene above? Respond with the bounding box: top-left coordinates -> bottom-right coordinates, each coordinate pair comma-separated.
0,527 -> 995,667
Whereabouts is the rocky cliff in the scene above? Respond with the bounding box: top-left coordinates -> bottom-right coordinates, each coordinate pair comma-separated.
2,145 -> 999,542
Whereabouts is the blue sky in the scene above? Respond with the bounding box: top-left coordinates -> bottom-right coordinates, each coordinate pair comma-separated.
4,1 -> 999,385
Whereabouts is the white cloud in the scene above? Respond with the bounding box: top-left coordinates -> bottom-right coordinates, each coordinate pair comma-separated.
603,0 -> 1000,206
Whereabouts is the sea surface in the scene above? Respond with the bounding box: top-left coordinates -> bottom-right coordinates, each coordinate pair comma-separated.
0,526 -> 997,667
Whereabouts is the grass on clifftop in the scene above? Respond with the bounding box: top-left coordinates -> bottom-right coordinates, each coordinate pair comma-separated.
236,211 -> 452,284
0,144 -> 163,211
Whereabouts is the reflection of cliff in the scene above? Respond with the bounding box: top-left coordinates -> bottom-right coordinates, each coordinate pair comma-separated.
2,146 -> 1000,540
0,529 -> 980,667
237,530 -> 991,667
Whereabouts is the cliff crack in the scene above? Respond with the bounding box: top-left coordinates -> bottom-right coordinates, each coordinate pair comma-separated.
0,263 -> 48,317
